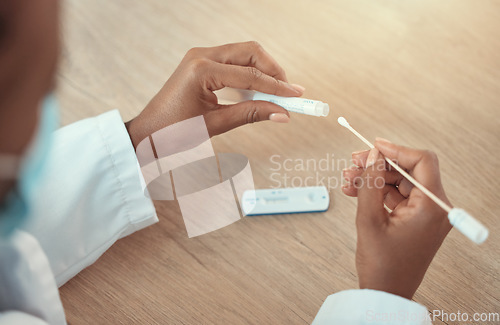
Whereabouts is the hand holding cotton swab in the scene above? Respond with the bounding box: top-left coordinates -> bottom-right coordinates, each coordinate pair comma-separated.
338,116 -> 489,245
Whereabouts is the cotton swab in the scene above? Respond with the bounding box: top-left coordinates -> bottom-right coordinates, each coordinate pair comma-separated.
338,116 -> 489,245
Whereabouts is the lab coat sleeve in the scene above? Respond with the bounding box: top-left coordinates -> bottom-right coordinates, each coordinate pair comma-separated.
0,312 -> 49,325
22,109 -> 158,287
0,231 -> 66,325
312,289 -> 432,325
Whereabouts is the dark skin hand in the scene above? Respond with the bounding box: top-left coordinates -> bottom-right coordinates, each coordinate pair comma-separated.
342,138 -> 452,299
126,41 -> 305,149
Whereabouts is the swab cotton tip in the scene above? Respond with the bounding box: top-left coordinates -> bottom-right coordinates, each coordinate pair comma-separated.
337,117 -> 349,128
448,208 -> 489,244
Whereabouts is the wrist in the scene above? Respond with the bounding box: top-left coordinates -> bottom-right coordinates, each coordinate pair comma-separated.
124,117 -> 144,150
359,274 -> 422,300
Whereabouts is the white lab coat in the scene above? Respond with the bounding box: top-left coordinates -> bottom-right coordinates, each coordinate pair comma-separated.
0,110 -> 432,324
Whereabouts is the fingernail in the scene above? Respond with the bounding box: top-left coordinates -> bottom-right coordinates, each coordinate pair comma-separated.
289,83 -> 305,93
269,113 -> 290,123
375,137 -> 391,144
365,148 -> 379,167
352,149 -> 369,156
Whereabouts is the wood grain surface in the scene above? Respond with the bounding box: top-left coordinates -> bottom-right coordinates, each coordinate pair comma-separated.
57,0 -> 500,324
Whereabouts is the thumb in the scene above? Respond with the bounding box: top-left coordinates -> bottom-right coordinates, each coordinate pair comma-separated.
207,100 -> 290,136
356,147 -> 388,230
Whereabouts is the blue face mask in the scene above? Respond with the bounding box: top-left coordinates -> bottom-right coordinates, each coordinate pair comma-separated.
0,94 -> 59,237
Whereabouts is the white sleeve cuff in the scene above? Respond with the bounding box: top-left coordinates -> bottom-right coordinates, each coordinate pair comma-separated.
93,110 -> 159,239
23,110 -> 158,287
312,289 -> 432,325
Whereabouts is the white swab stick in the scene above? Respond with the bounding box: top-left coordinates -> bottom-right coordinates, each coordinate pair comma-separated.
337,116 -> 489,244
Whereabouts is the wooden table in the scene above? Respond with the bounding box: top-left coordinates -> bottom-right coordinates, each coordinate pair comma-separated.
57,0 -> 500,323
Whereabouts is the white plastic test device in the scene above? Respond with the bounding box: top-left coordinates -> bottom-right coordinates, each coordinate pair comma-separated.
241,186 -> 330,216
215,88 -> 330,117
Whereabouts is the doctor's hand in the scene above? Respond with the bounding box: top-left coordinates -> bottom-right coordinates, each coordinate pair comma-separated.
125,41 -> 304,149
342,138 -> 452,300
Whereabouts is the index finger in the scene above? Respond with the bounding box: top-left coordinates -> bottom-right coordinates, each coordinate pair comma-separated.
188,41 -> 289,82
374,138 -> 442,190
205,62 -> 302,97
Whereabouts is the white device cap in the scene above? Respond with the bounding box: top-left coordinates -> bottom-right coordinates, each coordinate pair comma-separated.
315,102 -> 330,117
448,208 -> 489,244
